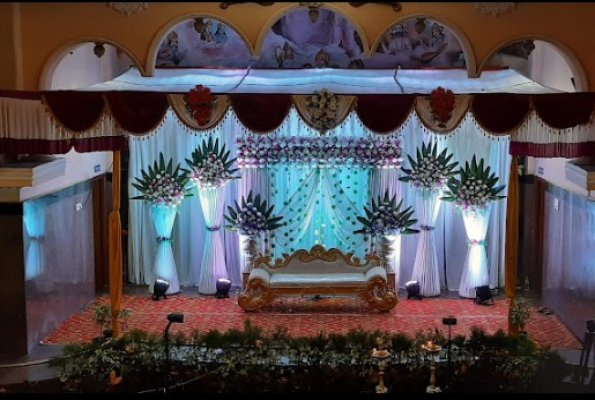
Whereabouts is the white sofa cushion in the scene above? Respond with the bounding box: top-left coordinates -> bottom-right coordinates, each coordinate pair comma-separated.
269,272 -> 366,288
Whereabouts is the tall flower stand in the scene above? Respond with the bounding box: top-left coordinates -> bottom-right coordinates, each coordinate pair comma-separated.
150,203 -> 181,295
379,235 -> 397,292
410,191 -> 442,297
197,186 -> 229,295
458,205 -> 491,298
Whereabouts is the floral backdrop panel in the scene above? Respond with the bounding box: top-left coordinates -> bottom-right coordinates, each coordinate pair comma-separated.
155,18 -> 255,68
370,17 -> 466,69
254,7 -> 366,69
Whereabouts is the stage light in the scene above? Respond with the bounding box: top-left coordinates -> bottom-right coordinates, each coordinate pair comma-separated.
163,312 -> 185,390
474,285 -> 494,305
153,279 -> 170,301
215,278 -> 232,299
587,320 -> 595,333
405,280 -> 422,300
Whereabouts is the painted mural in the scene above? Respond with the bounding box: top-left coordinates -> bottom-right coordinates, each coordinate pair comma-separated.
370,18 -> 466,69
155,17 -> 254,68
253,7 -> 365,68
154,10 -> 468,70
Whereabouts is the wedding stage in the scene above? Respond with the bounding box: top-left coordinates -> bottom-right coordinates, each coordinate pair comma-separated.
41,289 -> 581,351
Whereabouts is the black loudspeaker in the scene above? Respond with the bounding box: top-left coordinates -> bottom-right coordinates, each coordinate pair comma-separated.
474,285 -> 494,305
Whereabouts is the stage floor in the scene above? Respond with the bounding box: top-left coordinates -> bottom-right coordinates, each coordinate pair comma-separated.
41,286 -> 582,350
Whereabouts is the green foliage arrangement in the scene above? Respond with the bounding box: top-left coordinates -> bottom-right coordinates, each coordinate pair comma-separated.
354,190 -> 419,236
224,190 -> 283,236
399,141 -> 458,194
185,137 -> 239,189
131,152 -> 192,207
440,155 -> 506,213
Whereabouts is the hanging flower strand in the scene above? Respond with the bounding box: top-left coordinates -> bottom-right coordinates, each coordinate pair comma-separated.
185,84 -> 216,126
305,88 -> 339,133
429,86 -> 455,128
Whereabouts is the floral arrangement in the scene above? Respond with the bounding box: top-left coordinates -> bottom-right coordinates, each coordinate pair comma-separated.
185,84 -> 216,126
354,190 -> 419,237
429,86 -> 455,128
224,191 -> 284,236
399,141 -> 458,194
440,155 -> 506,213
131,152 -> 192,207
236,135 -> 402,169
306,88 -> 339,133
185,137 -> 239,189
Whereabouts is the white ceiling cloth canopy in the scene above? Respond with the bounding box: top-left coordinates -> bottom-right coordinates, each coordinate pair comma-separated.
80,67 -> 563,94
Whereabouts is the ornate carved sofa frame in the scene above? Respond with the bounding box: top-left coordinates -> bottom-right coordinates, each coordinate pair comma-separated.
238,245 -> 397,312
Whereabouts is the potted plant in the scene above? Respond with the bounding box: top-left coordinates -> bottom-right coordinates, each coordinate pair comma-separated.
92,304 -> 132,338
510,297 -> 531,334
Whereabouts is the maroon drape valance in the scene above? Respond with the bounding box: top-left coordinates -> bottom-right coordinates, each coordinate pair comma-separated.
43,92 -> 106,132
355,94 -> 416,133
2,91 -> 595,157
230,94 -> 292,132
104,92 -> 170,134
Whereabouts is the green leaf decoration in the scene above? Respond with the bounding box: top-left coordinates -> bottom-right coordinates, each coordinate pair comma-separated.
354,190 -> 419,236
131,152 -> 193,206
185,137 -> 240,188
440,154 -> 507,212
224,190 -> 284,235
399,141 -> 458,193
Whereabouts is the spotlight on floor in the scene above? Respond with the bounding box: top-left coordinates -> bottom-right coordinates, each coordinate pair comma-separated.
153,279 -> 170,301
215,278 -> 232,299
405,280 -> 422,300
474,285 -> 494,305
587,320 -> 595,333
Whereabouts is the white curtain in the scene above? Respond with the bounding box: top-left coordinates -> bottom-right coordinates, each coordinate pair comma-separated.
398,112 -> 511,292
150,203 -> 180,294
127,107 -> 510,294
197,186 -> 228,295
128,109 -> 239,289
409,190 -> 442,297
458,206 -> 492,298
23,198 -> 46,281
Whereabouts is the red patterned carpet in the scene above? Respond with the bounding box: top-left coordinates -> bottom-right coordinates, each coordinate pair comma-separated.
42,293 -> 582,350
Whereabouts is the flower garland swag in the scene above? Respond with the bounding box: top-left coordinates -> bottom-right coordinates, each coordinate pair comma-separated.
131,152 -> 193,295
185,84 -> 216,126
236,135 -> 402,169
441,155 -> 506,298
399,141 -> 458,297
186,137 -> 240,295
306,88 -> 338,134
354,190 -> 419,285
224,190 -> 284,273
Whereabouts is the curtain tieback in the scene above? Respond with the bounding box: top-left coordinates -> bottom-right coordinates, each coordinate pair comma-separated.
467,239 -> 486,246
420,225 -> 435,231
157,236 -> 173,243
207,225 -> 220,232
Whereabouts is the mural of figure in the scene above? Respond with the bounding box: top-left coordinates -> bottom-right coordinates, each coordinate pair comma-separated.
419,23 -> 448,63
258,7 -> 364,69
214,23 -> 228,46
386,24 -> 413,54
156,31 -> 185,66
199,18 -> 216,45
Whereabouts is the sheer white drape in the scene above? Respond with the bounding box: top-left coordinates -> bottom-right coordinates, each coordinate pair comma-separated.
150,203 -> 180,294
128,107 -> 510,294
128,109 -> 239,289
409,191 -> 442,297
197,186 -> 228,295
458,206 -> 491,298
398,113 -> 511,292
23,198 -> 46,281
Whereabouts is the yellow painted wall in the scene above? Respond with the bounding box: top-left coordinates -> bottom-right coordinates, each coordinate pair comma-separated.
5,2 -> 595,90
0,3 -> 18,89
